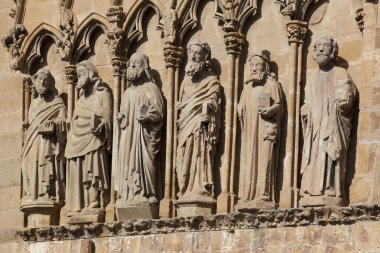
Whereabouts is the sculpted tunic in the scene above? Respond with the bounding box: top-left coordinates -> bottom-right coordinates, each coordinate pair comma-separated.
115,82 -> 164,204
237,77 -> 283,202
300,66 -> 357,199
21,95 -> 66,203
65,83 -> 112,212
176,75 -> 221,198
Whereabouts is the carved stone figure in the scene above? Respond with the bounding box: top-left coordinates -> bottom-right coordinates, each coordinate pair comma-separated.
221,0 -> 239,32
161,0 -> 178,45
300,37 -> 357,207
115,53 -> 164,220
56,0 -> 76,59
235,51 -> 283,211
65,60 -> 112,223
2,24 -> 28,70
175,40 -> 221,216
20,68 -> 66,227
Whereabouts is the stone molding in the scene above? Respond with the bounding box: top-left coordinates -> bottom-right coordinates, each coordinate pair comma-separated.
17,205 -> 380,242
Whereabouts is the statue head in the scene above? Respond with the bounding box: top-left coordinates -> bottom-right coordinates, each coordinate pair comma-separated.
185,39 -> 213,79
313,36 -> 338,67
247,50 -> 270,83
76,60 -> 101,89
32,68 -> 57,97
126,52 -> 154,84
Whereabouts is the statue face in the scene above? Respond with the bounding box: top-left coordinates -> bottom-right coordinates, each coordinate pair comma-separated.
34,73 -> 50,95
249,56 -> 266,83
77,66 -> 90,89
185,45 -> 206,77
314,38 -> 333,66
127,54 -> 145,83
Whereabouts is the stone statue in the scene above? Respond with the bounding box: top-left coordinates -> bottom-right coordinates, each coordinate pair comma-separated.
21,68 -> 66,205
300,37 -> 357,207
65,60 -> 112,223
236,50 -> 284,211
20,68 -> 66,226
175,40 -> 221,216
115,53 -> 164,220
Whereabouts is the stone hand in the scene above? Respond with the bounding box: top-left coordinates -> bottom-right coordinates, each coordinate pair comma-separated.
117,112 -> 129,129
92,118 -> 110,136
258,106 -> 275,118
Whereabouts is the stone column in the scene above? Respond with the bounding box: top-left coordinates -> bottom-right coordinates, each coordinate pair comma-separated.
160,45 -> 184,218
105,3 -> 126,222
22,77 -> 32,125
108,58 -> 124,222
217,32 -> 245,213
280,20 -> 307,208
64,65 -> 76,122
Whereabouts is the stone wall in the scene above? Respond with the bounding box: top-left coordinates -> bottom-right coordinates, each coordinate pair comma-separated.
1,0 -> 380,252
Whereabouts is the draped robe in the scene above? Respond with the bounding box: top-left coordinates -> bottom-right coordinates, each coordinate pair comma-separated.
237,77 -> 283,203
115,82 -> 164,204
300,66 -> 357,200
65,86 -> 112,213
21,95 -> 66,204
176,75 -> 221,199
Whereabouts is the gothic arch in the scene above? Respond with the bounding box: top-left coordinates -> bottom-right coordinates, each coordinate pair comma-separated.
122,0 -> 163,52
72,14 -> 108,64
22,23 -> 60,74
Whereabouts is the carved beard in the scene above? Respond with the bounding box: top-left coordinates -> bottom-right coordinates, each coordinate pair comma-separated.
246,72 -> 266,84
185,61 -> 204,77
77,76 -> 90,89
314,53 -> 331,66
127,67 -> 144,82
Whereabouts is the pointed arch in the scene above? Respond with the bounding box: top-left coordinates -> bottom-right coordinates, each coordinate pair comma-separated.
122,0 -> 163,51
177,0 -> 204,43
21,23 -> 60,74
72,13 -> 108,64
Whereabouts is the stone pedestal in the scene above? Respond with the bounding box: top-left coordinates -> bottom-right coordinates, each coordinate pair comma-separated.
235,200 -> 276,213
67,208 -> 105,224
116,201 -> 159,221
300,195 -> 348,207
176,196 -> 216,217
20,201 -> 63,228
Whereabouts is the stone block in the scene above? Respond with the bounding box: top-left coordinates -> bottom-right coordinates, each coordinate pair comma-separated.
0,186 -> 21,211
0,160 -> 21,187
0,208 -> 23,228
116,203 -> 158,221
350,179 -> 371,204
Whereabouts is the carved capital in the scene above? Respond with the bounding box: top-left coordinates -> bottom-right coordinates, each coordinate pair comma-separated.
65,65 -> 77,84
224,32 -> 245,55
163,45 -> 184,68
286,21 -> 308,44
276,0 -> 296,17
112,58 -> 125,76
23,76 -> 32,92
106,6 -> 126,56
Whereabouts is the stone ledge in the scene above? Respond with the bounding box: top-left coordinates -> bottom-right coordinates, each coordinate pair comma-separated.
17,204 -> 380,242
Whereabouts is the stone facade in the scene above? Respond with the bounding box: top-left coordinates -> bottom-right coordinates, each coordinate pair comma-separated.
0,0 -> 380,252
